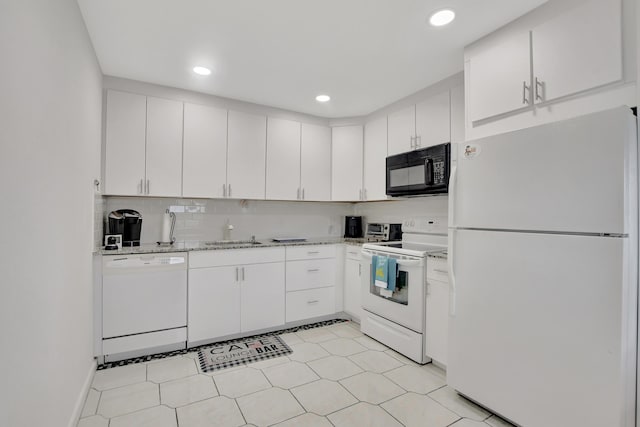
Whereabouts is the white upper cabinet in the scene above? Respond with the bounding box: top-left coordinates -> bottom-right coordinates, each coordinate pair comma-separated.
387,105 -> 415,156
415,91 -> 450,148
145,97 -> 183,197
450,85 -> 465,144
182,103 -> 228,199
331,125 -> 363,202
104,90 -> 147,196
387,91 -> 451,156
468,31 -> 532,123
266,117 -> 301,201
105,91 -> 183,197
531,0 -> 622,104
363,117 -> 388,201
227,110 -> 267,200
300,123 -> 331,201
467,0 -> 624,125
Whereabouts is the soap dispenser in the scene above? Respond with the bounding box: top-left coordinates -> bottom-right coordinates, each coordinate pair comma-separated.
223,219 -> 234,241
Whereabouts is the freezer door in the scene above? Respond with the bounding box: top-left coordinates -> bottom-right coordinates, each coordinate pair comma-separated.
450,107 -> 636,235
448,229 -> 636,427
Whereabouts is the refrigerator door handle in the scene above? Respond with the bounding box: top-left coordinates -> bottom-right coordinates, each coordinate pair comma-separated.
448,163 -> 458,228
448,230 -> 456,317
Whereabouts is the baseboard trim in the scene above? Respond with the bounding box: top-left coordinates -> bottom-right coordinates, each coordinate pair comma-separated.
68,359 -> 97,427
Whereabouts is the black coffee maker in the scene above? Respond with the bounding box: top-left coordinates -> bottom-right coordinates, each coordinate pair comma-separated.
344,216 -> 363,238
108,209 -> 143,246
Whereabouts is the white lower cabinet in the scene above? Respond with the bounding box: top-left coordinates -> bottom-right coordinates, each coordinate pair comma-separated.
286,258 -> 336,291
188,248 -> 285,344
240,262 -> 285,332
425,256 -> 449,366
285,245 -> 337,323
343,246 -> 363,321
286,287 -> 335,322
188,266 -> 241,343
187,245 -> 346,344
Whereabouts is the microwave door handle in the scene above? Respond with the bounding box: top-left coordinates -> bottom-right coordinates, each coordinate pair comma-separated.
425,159 -> 434,185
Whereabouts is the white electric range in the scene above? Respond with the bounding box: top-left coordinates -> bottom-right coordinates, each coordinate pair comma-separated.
360,217 -> 447,363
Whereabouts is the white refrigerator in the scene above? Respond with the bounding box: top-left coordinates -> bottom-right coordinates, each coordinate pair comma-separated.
447,107 -> 638,427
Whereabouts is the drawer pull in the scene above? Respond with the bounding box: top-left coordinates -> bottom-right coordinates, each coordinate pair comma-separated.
307,300 -> 319,304
307,269 -> 320,272
433,269 -> 448,274
307,251 -> 320,254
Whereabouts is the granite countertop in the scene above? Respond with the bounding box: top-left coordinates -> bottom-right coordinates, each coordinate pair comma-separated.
97,237 -> 369,255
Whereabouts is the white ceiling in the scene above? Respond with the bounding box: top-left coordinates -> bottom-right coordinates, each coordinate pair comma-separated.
77,0 -> 546,118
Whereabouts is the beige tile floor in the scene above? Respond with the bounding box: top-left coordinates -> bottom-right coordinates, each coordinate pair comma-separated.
78,322 -> 515,427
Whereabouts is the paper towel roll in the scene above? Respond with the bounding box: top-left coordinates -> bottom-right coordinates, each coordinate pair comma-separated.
161,211 -> 172,242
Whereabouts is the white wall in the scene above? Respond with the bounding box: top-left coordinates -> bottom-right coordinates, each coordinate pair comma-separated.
0,1 -> 102,426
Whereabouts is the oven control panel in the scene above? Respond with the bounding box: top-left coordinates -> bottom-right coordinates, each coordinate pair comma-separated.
402,217 -> 448,234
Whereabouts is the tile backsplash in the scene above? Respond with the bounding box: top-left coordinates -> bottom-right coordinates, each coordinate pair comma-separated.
103,197 -> 353,244
99,196 -> 449,247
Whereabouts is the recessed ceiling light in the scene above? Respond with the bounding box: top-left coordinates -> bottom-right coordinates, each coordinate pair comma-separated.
316,95 -> 331,103
193,66 -> 211,76
429,9 -> 455,27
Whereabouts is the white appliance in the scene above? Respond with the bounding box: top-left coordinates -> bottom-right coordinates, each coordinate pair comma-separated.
361,218 -> 447,363
448,107 -> 638,427
102,252 -> 188,361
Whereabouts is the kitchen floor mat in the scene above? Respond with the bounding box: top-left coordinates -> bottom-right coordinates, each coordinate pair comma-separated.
197,335 -> 292,373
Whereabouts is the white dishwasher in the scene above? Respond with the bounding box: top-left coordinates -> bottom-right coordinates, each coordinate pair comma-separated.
102,252 -> 187,361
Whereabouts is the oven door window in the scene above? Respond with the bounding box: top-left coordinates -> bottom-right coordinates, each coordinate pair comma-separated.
369,264 -> 409,305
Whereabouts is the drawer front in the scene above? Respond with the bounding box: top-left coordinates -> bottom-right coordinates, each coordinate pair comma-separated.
286,287 -> 335,322
427,257 -> 448,283
286,244 -> 336,261
189,247 -> 285,268
345,245 -> 362,261
286,259 -> 336,291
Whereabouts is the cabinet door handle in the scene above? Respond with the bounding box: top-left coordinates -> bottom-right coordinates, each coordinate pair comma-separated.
138,179 -> 143,195
415,135 -> 421,148
146,179 -> 150,195
223,184 -> 227,197
228,184 -> 232,197
434,268 -> 448,274
358,264 -> 362,276
410,136 -> 415,149
359,189 -> 363,200
534,77 -> 544,102
307,268 -> 320,272
235,267 -> 239,282
241,267 -> 245,281
522,81 -> 530,105
307,300 -> 319,304
307,251 -> 320,255
302,188 -> 305,200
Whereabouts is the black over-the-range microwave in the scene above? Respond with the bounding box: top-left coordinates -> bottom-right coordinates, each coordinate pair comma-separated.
386,143 -> 451,197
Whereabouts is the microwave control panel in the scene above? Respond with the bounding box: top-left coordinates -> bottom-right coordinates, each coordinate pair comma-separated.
433,161 -> 446,184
